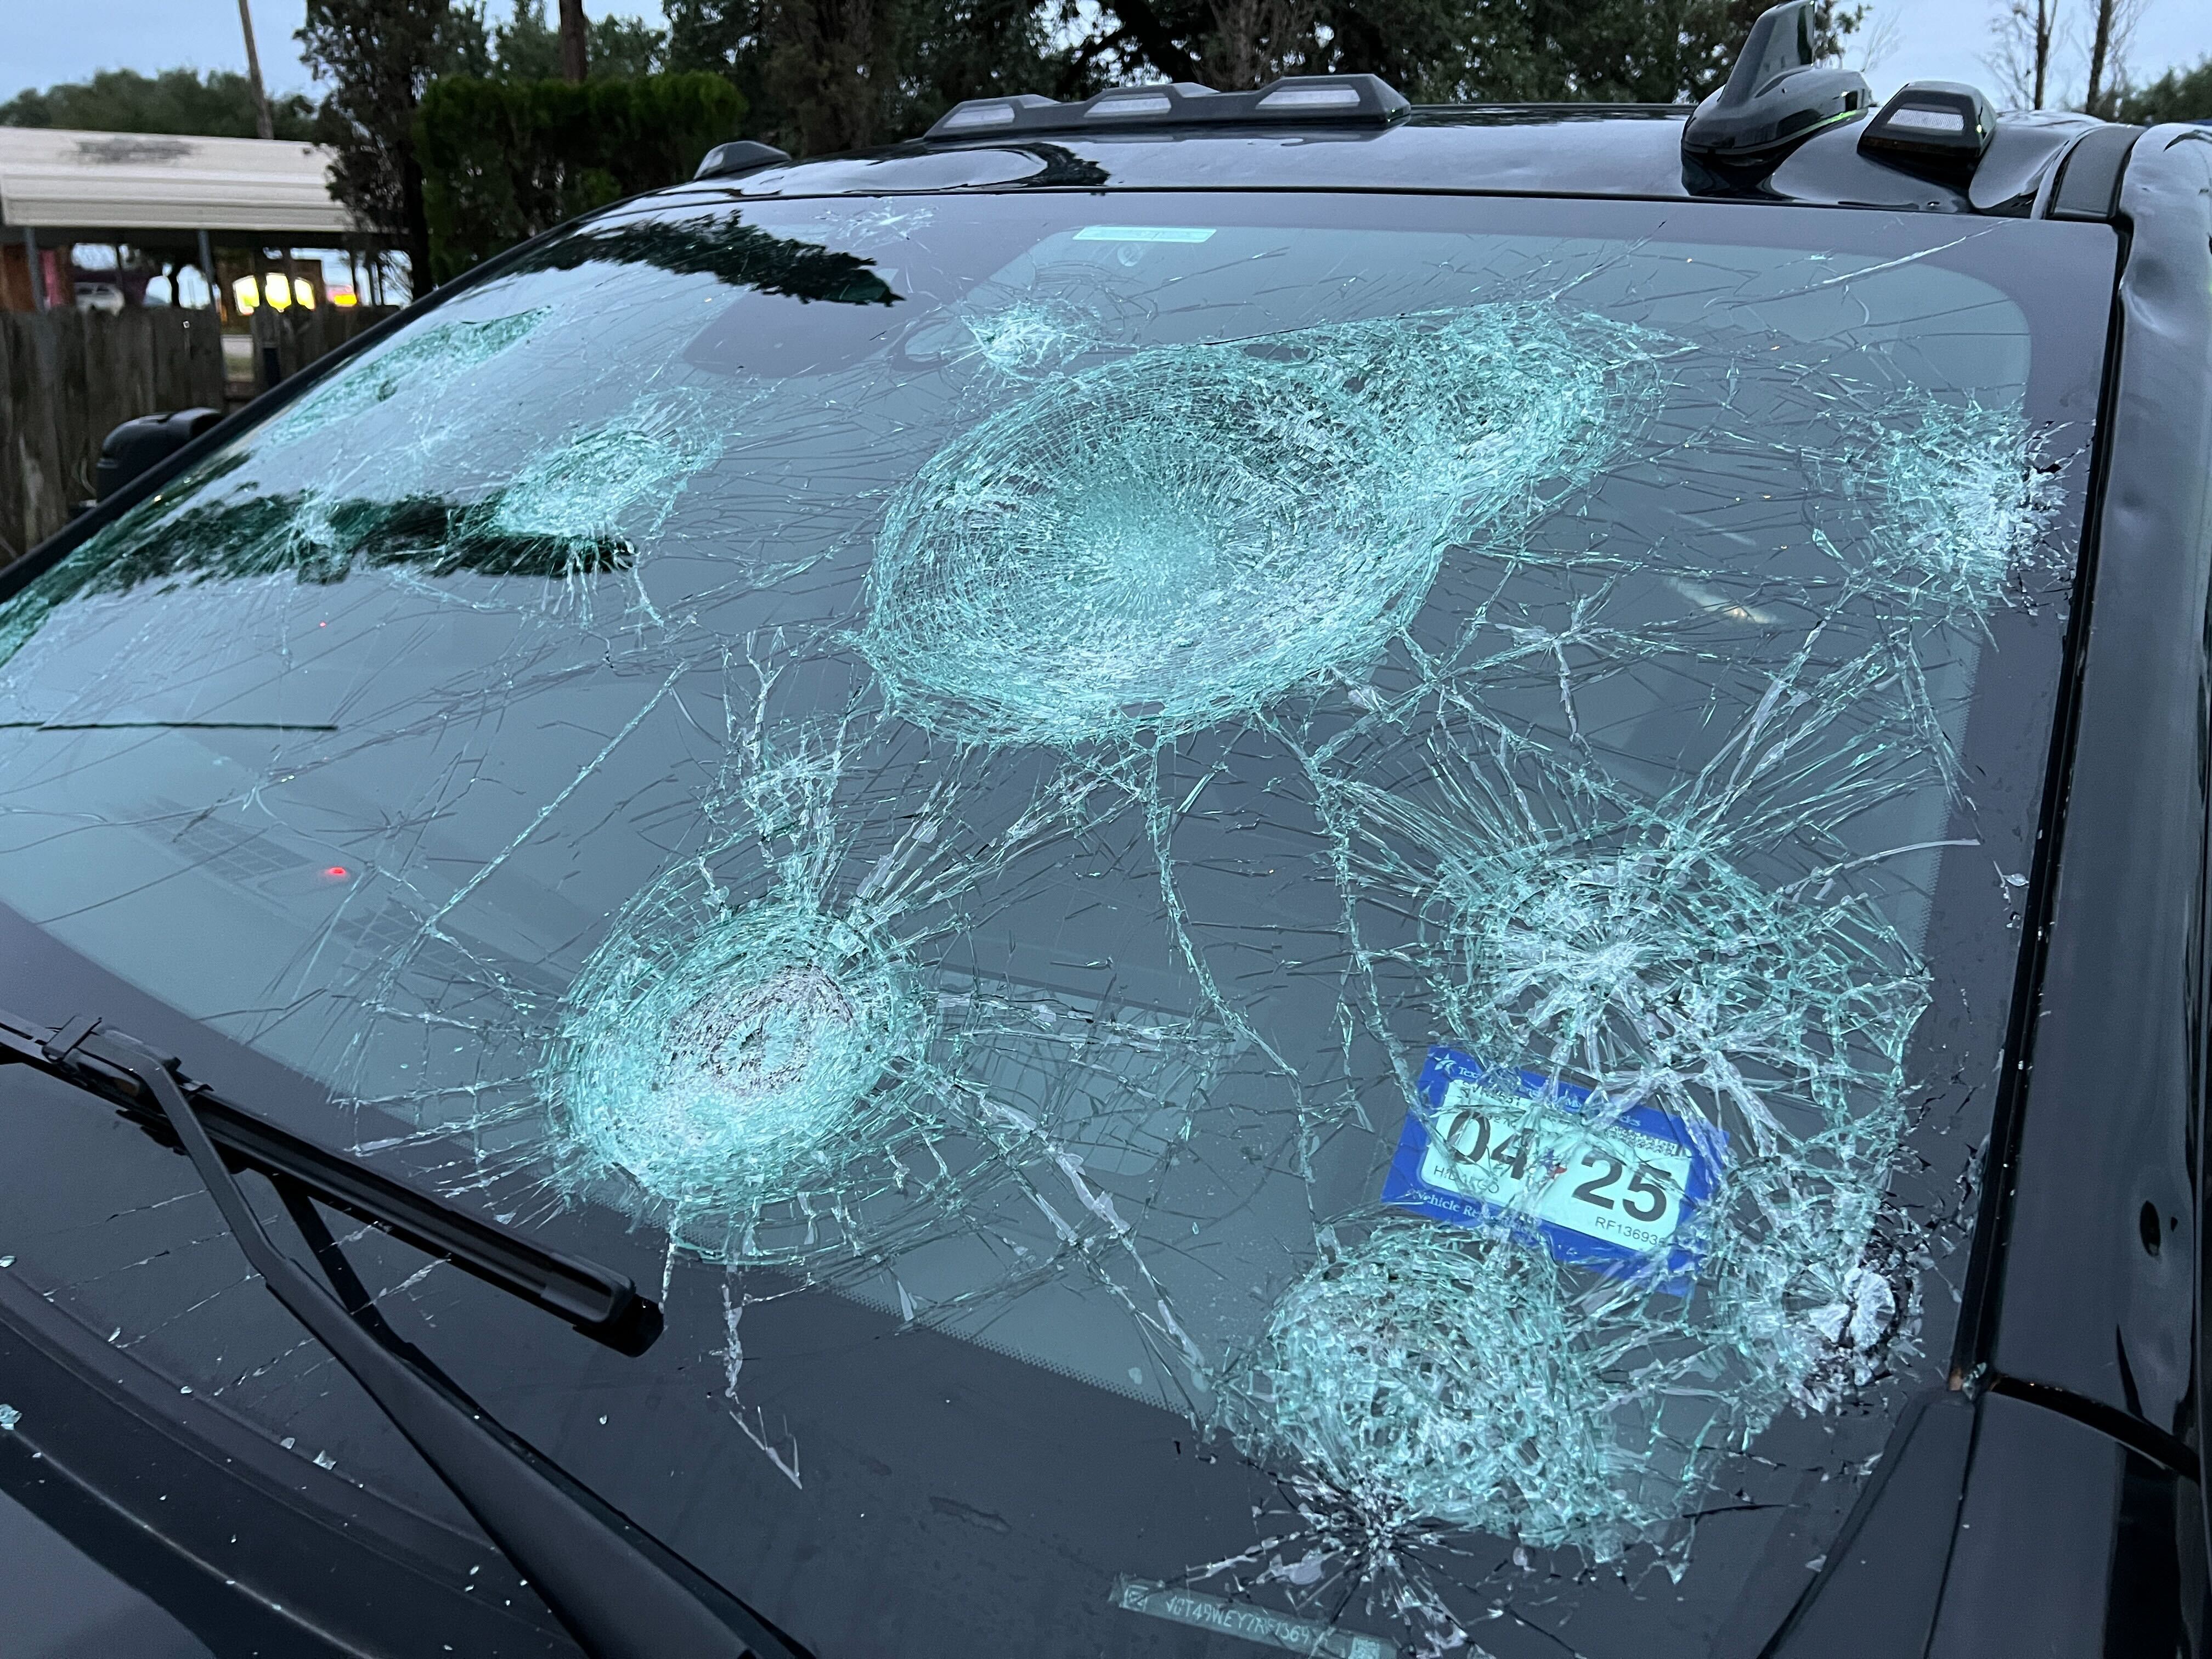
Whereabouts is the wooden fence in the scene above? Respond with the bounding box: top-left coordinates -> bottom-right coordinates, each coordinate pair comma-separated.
1,303 -> 396,566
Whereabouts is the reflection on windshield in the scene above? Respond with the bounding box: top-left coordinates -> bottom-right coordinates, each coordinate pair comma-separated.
0,198 -> 2087,1658
515,212 -> 904,304
0,388 -> 726,665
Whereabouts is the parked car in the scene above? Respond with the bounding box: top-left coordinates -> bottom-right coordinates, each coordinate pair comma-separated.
0,5 -> 2205,1656
70,281 -> 124,315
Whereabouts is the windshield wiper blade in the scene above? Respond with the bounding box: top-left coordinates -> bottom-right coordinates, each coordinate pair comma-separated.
0,1008 -> 814,1659
1,1009 -> 659,1353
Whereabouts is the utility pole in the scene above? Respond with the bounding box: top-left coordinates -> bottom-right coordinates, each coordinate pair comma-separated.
559,0 -> 590,82
237,0 -> 276,140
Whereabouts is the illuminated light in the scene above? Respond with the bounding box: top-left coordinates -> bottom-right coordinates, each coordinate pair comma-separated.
329,289 -> 358,306
293,276 -> 315,309
321,865 -> 350,879
264,276 -> 292,312
230,275 -> 259,313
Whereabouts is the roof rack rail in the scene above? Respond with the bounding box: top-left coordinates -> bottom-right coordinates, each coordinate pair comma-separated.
927,74 -> 1408,142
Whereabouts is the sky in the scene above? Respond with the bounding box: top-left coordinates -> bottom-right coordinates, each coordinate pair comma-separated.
5,0 -> 2209,109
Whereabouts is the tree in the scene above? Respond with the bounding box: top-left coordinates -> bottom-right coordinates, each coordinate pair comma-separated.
2114,57 -> 2212,124
1988,0 -> 2059,109
492,0 -> 568,80
662,0 -> 1071,155
299,0 -> 488,298
657,0 -> 1853,155
416,72 -> 743,280
664,0 -> 758,86
559,0 -> 591,82
1093,0 -> 1859,107
488,2 -> 670,81
589,16 -> 672,77
0,67 -> 318,139
2080,0 -> 2146,116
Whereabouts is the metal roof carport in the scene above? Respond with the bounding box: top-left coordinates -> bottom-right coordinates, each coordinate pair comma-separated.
0,127 -> 369,310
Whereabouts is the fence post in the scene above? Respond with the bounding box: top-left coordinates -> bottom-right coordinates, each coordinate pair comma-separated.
1,304 -> 398,565
21,230 -> 43,312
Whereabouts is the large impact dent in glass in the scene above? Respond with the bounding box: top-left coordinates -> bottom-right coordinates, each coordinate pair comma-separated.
0,196 -> 2085,1657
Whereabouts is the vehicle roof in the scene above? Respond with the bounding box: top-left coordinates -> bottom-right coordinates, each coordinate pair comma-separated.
672,104 -> 2114,219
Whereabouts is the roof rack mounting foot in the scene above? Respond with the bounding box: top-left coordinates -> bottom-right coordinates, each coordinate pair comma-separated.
1682,0 -> 1871,189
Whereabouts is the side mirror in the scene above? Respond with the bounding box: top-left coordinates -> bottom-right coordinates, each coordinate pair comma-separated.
94,408 -> 224,502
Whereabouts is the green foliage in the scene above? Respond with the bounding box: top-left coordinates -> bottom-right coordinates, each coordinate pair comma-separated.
1097,0 -> 1863,103
586,15 -> 674,78
658,0 -> 1085,153
0,67 -> 318,139
301,0 -> 489,296
2116,58 -> 2212,125
651,0 -> 1856,154
416,75 -> 744,283
486,0 -> 672,80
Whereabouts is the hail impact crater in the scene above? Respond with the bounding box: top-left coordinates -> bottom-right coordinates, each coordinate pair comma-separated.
549,893 -> 933,1222
859,304 -> 1663,748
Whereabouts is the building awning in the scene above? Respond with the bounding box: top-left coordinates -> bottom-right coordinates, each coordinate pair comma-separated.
0,127 -> 358,239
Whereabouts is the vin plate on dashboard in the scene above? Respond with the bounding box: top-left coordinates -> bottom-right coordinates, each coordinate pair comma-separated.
1110,1577 -> 1396,1659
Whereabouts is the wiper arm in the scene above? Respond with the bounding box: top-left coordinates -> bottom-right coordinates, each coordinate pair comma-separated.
0,1008 -> 814,1659
7,1010 -> 660,1352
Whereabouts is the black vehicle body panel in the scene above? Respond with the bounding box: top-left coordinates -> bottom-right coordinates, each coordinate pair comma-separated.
1769,121 -> 2212,1657
1957,125 -> 2212,1445
0,1265 -> 574,1659
3,107 -> 2209,1659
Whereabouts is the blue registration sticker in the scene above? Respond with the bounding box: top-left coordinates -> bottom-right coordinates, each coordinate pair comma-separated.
1380,1046 -> 1726,1291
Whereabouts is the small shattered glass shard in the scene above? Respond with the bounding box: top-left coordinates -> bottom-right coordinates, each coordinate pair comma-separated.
1815,397 -> 2064,618
488,392 -> 724,545
1223,1214 -> 1671,1562
958,295 -> 1104,379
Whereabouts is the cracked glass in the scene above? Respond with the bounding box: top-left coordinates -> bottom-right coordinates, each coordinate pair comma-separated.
0,190 -> 2113,1657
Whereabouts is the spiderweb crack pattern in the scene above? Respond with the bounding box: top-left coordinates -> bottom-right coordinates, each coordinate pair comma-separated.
267,309 -> 551,447
859,306 -> 1668,748
0,210 -> 2084,1659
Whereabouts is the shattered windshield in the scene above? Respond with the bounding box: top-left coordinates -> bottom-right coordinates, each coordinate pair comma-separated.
0,190 -> 2110,1657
